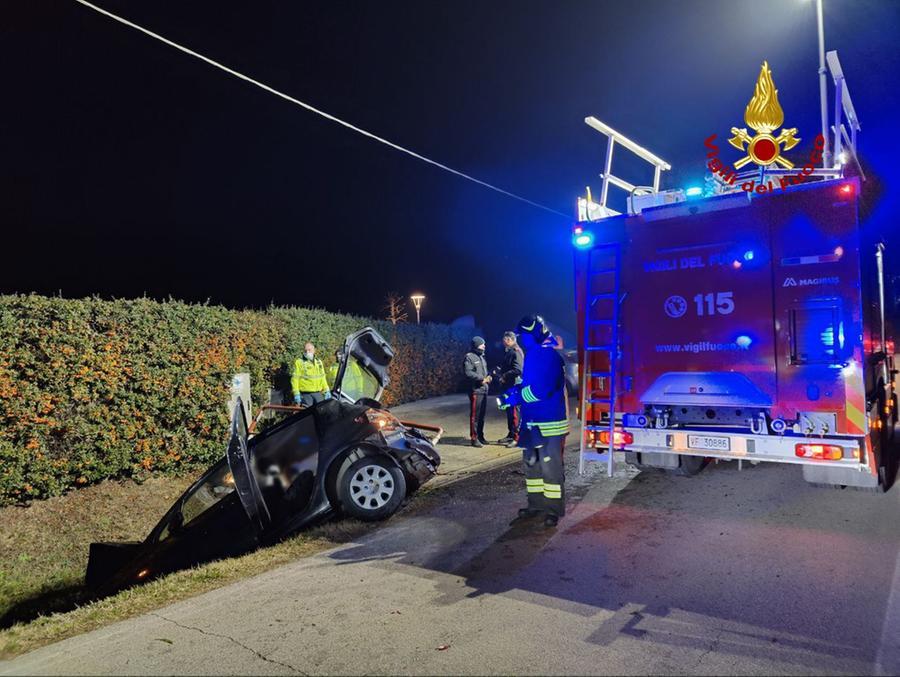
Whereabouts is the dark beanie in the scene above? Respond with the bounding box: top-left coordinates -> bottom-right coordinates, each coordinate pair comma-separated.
471,336 -> 485,349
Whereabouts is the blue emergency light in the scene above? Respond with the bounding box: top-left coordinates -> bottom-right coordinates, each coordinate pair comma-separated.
572,226 -> 594,249
685,186 -> 703,197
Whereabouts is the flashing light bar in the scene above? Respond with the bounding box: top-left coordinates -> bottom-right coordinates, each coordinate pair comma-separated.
685,186 -> 703,197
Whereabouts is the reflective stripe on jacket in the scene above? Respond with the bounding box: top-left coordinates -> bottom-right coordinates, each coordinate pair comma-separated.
291,356 -> 327,394
502,340 -> 568,436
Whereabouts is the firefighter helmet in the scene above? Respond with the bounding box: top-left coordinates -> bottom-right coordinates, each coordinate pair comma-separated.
516,314 -> 550,343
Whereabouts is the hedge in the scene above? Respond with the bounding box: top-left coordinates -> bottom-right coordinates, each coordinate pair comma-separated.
0,294 -> 471,504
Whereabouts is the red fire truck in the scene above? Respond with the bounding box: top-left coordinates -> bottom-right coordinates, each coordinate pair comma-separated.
573,64 -> 897,491
574,174 -> 896,490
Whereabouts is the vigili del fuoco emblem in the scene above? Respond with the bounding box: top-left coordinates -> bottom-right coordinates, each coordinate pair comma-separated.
729,61 -> 800,169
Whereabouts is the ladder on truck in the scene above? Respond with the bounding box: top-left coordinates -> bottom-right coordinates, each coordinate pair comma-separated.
578,244 -> 622,478
578,118 -> 670,477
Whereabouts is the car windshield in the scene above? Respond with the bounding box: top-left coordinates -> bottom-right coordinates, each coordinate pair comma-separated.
158,460 -> 235,541
340,355 -> 381,402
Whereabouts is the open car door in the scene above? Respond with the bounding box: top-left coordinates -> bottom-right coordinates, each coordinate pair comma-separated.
226,398 -> 272,534
332,327 -> 394,404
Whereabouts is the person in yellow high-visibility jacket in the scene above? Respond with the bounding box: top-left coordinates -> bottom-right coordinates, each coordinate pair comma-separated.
291,341 -> 329,407
327,350 -> 369,402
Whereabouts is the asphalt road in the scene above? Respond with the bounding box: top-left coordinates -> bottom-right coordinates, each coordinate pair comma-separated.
3,401 -> 899,676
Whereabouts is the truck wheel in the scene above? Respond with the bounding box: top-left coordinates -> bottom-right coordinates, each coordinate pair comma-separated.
338,455 -> 406,522
667,454 -> 709,477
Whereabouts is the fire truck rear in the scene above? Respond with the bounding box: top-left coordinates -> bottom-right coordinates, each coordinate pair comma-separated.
574,172 -> 896,491
574,53 -> 898,490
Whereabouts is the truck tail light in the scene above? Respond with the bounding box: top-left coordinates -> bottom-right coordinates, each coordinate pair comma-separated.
599,429 -> 634,446
839,183 -> 854,197
795,443 -> 843,460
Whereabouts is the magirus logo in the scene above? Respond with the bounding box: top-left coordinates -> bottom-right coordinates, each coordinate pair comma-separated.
783,276 -> 840,287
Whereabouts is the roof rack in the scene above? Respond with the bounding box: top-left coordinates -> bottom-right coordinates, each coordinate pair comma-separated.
578,117 -> 671,221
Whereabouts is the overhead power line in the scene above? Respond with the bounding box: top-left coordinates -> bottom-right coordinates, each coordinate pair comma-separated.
72,0 -> 571,220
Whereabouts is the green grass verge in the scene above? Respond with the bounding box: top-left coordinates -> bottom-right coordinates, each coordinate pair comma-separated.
1,476 -> 193,627
0,476 -> 381,659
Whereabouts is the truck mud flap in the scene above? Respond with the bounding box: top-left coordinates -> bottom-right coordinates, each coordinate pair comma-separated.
802,464 -> 881,490
626,451 -> 678,469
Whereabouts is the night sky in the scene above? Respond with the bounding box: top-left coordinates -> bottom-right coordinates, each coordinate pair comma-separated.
3,0 -> 899,341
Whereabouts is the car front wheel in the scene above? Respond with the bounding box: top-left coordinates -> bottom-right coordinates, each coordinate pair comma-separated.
338,455 -> 406,521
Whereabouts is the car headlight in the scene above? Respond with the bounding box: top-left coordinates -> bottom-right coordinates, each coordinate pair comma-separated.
360,408 -> 401,431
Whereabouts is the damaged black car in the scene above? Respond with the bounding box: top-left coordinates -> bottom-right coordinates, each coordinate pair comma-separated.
86,327 -> 441,594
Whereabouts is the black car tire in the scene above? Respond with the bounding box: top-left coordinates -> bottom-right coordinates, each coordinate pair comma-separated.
338,455 -> 406,521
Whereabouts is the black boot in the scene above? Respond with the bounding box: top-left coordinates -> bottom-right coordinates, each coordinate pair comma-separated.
543,514 -> 559,528
509,507 -> 542,525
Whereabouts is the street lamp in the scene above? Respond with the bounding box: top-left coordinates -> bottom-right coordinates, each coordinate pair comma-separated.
410,294 -> 425,324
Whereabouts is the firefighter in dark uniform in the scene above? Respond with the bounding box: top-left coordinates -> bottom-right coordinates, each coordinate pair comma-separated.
499,315 -> 568,527
496,330 -> 524,447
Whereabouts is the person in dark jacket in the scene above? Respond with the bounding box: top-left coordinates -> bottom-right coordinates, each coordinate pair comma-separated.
499,315 -> 568,528
464,336 -> 491,447
496,331 -> 524,447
